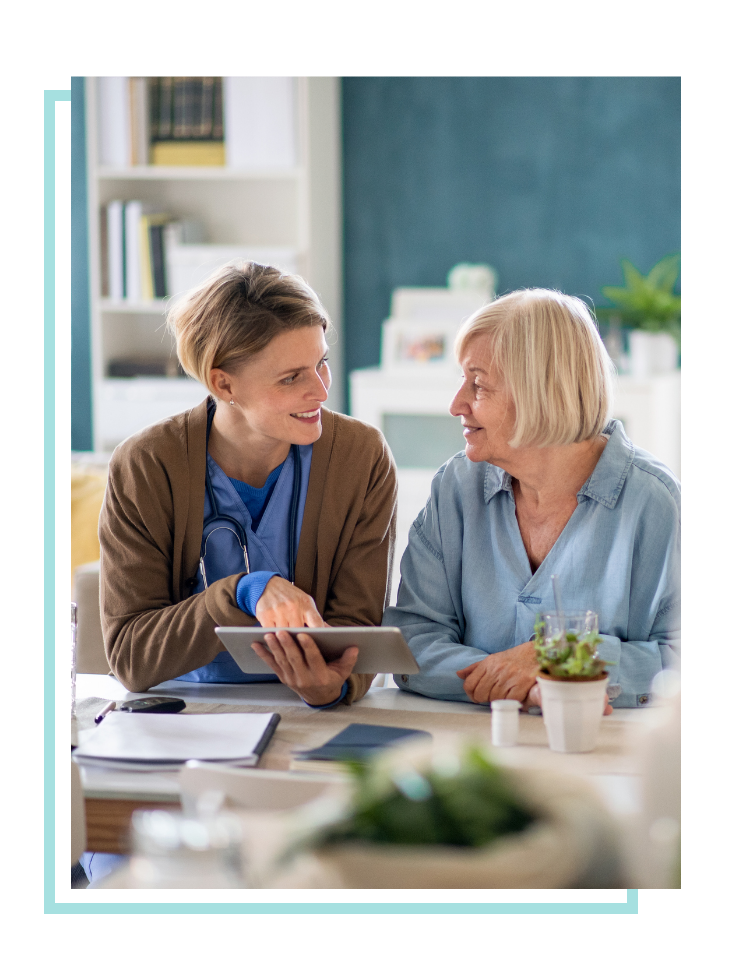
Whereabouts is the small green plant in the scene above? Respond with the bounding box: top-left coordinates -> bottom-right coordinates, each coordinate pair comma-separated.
600,253 -> 681,343
300,744 -> 536,850
533,617 -> 612,679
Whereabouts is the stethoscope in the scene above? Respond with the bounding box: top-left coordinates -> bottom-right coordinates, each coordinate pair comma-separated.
199,404 -> 302,588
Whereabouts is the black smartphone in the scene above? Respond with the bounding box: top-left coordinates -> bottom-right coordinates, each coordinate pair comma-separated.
118,696 -> 186,714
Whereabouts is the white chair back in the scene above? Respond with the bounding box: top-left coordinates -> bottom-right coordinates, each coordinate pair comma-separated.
179,762 -> 342,815
72,562 -> 109,674
71,760 -> 86,865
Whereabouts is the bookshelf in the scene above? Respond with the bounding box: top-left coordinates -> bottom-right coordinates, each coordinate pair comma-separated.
96,166 -> 301,181
84,77 -> 344,452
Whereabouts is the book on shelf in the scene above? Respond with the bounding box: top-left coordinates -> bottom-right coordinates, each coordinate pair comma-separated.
139,213 -> 170,299
108,356 -> 185,378
100,201 -> 298,303
98,77 -> 150,167
149,222 -> 167,298
97,78 -> 130,168
126,202 -> 170,300
101,201 -> 184,301
124,200 -> 144,301
104,200 -> 125,300
149,77 -> 225,166
99,203 -> 109,298
96,77 -> 296,169
129,78 -> 149,166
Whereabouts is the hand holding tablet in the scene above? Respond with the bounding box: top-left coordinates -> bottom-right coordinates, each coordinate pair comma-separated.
251,629 -> 359,706
215,626 -> 420,676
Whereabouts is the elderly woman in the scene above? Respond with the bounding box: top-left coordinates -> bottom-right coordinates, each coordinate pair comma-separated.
383,289 -> 680,709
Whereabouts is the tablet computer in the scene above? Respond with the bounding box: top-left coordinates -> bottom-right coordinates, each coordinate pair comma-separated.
215,626 -> 420,676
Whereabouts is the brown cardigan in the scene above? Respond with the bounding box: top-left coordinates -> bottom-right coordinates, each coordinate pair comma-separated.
98,399 -> 397,700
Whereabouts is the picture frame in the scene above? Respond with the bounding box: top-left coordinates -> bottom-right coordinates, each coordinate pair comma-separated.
380,317 -> 462,371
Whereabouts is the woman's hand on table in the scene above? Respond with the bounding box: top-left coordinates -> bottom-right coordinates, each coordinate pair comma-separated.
456,643 -> 614,715
251,630 -> 359,706
456,641 -> 538,704
254,576 -> 324,628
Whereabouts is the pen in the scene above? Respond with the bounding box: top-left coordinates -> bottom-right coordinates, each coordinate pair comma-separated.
94,700 -> 118,724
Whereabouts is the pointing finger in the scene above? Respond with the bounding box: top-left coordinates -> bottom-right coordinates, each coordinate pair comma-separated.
304,607 -> 326,628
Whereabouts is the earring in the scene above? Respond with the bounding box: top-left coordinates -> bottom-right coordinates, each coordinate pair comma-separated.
229,399 -> 235,406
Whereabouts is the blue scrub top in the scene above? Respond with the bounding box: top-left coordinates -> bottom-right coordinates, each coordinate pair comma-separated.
177,443 -> 313,683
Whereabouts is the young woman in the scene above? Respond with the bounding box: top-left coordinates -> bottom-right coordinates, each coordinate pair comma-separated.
99,261 -> 397,708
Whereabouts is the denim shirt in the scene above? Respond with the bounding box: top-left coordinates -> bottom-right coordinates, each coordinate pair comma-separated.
383,420 -> 680,709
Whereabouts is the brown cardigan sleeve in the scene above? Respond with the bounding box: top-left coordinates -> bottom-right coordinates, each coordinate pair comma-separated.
98,420 -> 255,692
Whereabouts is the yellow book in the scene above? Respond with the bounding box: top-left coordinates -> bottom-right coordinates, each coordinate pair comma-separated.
151,141 -> 225,167
139,215 -> 153,300
139,214 -> 169,301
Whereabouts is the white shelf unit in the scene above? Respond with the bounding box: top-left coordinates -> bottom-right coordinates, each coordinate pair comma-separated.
350,367 -> 681,601
85,78 -> 344,452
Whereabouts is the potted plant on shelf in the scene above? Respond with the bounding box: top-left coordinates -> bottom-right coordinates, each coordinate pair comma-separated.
598,253 -> 681,378
280,738 -> 619,888
534,614 -> 613,754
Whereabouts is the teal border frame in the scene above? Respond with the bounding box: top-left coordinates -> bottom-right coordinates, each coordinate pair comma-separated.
43,90 -> 72,912
44,80 -> 638,916
50,894 -> 639,914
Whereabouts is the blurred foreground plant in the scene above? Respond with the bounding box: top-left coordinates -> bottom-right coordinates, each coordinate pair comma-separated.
300,742 -> 536,850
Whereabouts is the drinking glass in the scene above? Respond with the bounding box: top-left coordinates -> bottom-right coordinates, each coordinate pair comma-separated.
129,808 -> 246,888
71,602 -> 78,720
541,611 -> 598,650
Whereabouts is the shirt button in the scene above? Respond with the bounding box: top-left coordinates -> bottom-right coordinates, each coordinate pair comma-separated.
637,694 -> 650,706
401,675 -> 409,683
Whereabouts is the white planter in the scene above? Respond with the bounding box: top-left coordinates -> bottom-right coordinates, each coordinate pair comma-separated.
628,331 -> 678,378
537,674 -> 609,753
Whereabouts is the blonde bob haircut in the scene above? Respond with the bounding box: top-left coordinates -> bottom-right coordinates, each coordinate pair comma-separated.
167,260 -> 331,396
454,289 -> 615,449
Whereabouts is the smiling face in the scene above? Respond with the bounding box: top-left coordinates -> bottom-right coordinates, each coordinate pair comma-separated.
450,333 -> 517,467
211,325 -> 331,448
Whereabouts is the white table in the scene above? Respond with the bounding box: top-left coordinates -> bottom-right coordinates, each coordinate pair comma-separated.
74,673 -> 650,854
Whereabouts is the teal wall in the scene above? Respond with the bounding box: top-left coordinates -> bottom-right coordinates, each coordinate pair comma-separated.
341,77 -> 681,404
71,76 -> 93,450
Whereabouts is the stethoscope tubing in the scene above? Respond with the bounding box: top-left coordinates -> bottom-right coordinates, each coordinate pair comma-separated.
199,403 -> 302,587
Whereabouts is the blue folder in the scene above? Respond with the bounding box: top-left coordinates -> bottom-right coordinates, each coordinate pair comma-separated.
292,723 -> 431,762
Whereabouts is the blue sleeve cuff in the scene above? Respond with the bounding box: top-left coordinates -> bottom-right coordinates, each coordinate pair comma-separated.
304,680 -> 349,710
235,571 -> 280,617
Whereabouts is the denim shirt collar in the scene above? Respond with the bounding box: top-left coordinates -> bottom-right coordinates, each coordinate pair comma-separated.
482,419 -> 635,510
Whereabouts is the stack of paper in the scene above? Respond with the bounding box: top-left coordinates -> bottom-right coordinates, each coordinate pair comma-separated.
73,712 -> 280,772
